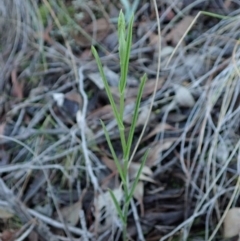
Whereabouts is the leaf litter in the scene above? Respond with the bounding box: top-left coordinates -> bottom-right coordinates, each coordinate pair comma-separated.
0,1 -> 240,241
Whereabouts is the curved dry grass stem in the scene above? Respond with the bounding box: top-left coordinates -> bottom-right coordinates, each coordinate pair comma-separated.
0,134 -> 73,239
41,0 -> 78,79
159,11 -> 240,241
77,67 -> 100,191
42,0 -> 100,193
166,11 -> 201,68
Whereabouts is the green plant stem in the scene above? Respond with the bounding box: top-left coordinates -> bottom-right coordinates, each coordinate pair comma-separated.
119,92 -> 125,123
123,201 -> 130,241
119,124 -> 127,153
92,11 -> 148,241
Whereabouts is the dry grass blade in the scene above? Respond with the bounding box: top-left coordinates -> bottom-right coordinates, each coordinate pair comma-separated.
0,179 -> 57,241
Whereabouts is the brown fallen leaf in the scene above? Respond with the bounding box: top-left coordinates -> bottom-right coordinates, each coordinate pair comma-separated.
224,0 -> 232,9
74,18 -> 110,47
161,46 -> 174,58
80,48 -> 92,61
11,69 -> 23,99
111,78 -> 164,103
42,24 -> 54,45
167,113 -> 187,122
102,66 -> 119,87
1,229 -> 17,241
149,140 -> 175,166
129,162 -> 155,183
87,66 -> 120,89
133,181 -> 144,216
87,105 -> 114,121
65,91 -> 82,106
166,16 -> 195,46
136,139 -> 176,167
58,201 -> 81,226
144,210 -> 184,225
129,78 -> 164,99
87,72 -> 105,90
101,155 -> 117,172
0,148 -> 10,166
142,123 -> 175,141
0,123 -> 5,136
0,207 -> 14,219
224,207 -> 240,238
124,104 -> 155,126
149,33 -> 160,50
29,86 -> 48,97
52,91 -> 82,118
172,54 -> 207,79
174,84 -> 195,108
27,231 -> 38,241
148,31 -> 168,62
94,188 -> 123,233
103,32 -> 118,51
161,8 -> 175,21
137,21 -> 153,37
136,106 -> 152,126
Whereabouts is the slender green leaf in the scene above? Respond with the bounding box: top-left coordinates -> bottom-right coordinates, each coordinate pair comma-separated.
100,120 -> 126,183
91,47 -> 118,119
118,35 -> 126,96
109,189 -> 125,223
120,14 -> 134,93
119,125 -> 126,153
118,15 -> 134,121
92,12 -> 148,240
118,39 -> 126,93
118,10 -> 125,40
118,34 -> 126,119
201,11 -> 231,20
126,150 -> 149,204
125,74 -> 147,163
91,46 -> 126,150
119,92 -> 125,125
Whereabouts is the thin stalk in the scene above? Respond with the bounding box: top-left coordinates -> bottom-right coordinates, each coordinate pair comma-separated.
123,201 -> 130,241
119,124 -> 127,153
119,92 -> 125,123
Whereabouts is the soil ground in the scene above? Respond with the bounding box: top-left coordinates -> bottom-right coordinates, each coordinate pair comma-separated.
0,1 -> 240,241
